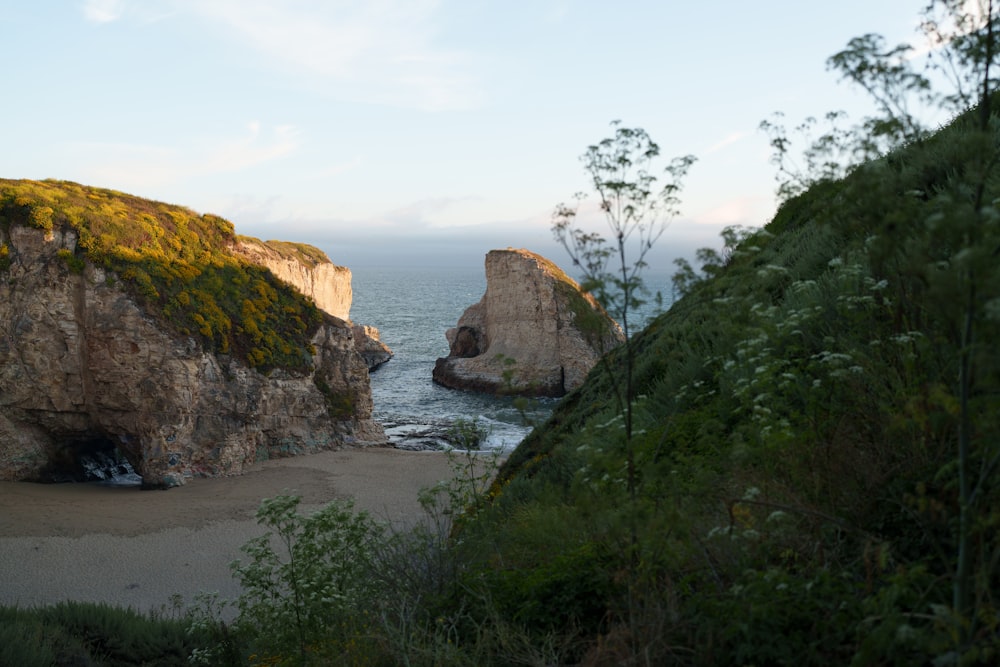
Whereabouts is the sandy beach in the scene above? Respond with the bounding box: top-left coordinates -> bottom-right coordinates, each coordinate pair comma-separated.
0,447 -> 468,615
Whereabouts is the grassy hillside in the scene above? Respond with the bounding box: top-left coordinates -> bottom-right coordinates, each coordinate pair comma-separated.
0,179 -> 323,372
4,39 -> 1000,662
457,98 -> 1000,663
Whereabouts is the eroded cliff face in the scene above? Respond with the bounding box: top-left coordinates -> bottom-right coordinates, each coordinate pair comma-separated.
0,224 -> 386,487
432,248 -> 624,397
233,238 -> 353,321
234,237 -> 393,371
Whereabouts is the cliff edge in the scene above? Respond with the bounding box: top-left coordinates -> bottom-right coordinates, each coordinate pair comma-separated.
0,179 -> 387,488
234,237 -> 393,370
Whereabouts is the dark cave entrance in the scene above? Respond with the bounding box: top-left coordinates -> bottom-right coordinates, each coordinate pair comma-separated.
42,436 -> 142,485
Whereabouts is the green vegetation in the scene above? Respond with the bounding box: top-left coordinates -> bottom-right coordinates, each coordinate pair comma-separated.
5,3 -> 1000,664
0,601 -> 205,666
0,179 -> 323,372
239,237 -> 333,268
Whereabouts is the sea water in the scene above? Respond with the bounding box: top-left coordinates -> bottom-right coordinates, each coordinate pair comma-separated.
351,265 -> 554,451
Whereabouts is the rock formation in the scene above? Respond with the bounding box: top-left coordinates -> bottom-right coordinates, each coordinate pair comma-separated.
433,248 -> 624,397
0,212 -> 387,488
233,237 -> 353,320
234,237 -> 393,371
352,324 -> 392,371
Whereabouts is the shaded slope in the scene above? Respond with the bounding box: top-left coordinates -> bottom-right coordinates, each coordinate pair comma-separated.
466,101 -> 1000,663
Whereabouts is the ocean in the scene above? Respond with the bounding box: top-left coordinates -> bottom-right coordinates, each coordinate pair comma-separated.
350,265 -> 555,451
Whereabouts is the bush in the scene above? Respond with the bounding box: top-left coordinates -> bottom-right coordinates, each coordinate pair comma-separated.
0,601 -> 206,666
213,495 -> 386,665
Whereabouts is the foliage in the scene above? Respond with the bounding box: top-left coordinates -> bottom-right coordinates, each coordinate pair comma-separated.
549,121 -> 695,657
0,601 -> 205,666
8,5 -> 1000,665
0,179 -> 324,371
240,236 -> 333,267
477,4 -> 1000,663
553,121 -> 695,341
223,495 -> 386,666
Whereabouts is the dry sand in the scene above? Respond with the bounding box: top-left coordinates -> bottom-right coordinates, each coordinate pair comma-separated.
0,447 -> 469,615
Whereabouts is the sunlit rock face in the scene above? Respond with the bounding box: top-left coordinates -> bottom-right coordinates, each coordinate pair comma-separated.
432,248 -> 624,397
234,238 -> 393,371
233,237 -> 353,320
0,224 -> 387,488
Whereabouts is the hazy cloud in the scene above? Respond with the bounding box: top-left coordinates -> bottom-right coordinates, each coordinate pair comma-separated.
182,0 -> 484,111
373,196 -> 484,229
81,0 -> 127,23
706,131 -> 746,154
692,196 -> 770,227
70,122 -> 300,190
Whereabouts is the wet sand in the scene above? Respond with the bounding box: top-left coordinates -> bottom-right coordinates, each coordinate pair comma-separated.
0,448 -> 465,615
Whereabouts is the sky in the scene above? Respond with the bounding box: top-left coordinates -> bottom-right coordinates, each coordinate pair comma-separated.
1,1 -> 929,271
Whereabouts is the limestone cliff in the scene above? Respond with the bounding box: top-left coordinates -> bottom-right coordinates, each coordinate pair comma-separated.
234,237 -> 393,371
0,181 -> 387,488
233,237 -> 352,320
432,248 -> 624,397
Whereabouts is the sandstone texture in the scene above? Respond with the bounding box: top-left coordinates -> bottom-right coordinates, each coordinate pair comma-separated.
0,224 -> 387,488
433,248 -> 624,397
234,237 -> 393,371
234,237 -> 352,320
352,324 -> 392,371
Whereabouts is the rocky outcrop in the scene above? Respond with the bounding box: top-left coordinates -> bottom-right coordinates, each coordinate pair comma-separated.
234,237 -> 352,320
432,248 -> 624,397
352,324 -> 392,371
234,237 -> 393,371
0,223 -> 387,488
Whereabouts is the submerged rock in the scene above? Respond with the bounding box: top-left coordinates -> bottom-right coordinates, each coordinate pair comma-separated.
433,248 -> 623,397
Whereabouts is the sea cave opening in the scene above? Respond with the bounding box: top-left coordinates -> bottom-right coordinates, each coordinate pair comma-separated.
43,435 -> 142,486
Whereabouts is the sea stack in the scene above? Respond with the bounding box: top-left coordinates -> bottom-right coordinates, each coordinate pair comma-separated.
433,248 -> 624,397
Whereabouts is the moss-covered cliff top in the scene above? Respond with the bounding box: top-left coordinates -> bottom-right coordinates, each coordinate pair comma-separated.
237,235 -> 344,270
0,178 -> 324,372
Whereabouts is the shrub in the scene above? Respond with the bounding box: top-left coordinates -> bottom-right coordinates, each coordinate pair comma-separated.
56,248 -> 85,274
219,495 -> 386,665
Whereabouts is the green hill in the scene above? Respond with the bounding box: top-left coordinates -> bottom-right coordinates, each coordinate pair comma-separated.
0,179 -> 323,372
455,98 -> 1000,663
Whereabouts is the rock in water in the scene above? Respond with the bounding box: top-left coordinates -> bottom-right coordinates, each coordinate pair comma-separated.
433,248 -> 624,397
0,180 -> 387,488
352,324 -> 393,371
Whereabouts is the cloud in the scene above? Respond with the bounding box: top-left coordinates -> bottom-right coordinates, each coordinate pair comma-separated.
692,195 -> 771,228
181,0 -> 483,111
79,0 -> 482,110
706,131 -> 745,154
371,196 -> 484,230
69,121 -> 300,190
81,0 -> 127,23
